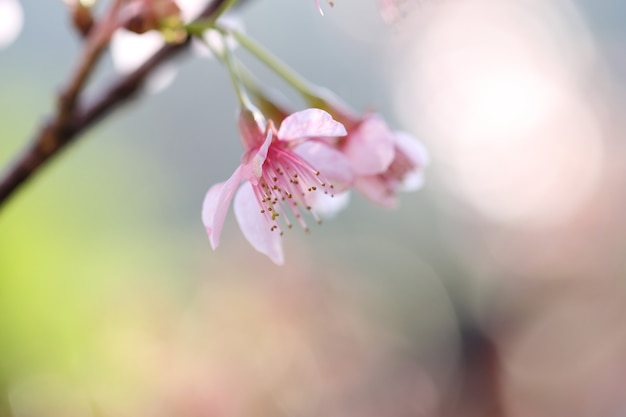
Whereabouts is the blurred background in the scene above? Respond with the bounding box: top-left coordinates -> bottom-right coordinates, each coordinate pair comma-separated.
1,0 -> 626,416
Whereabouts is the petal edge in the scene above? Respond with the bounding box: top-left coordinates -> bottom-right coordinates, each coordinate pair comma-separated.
278,109 -> 347,141
234,182 -> 285,265
202,165 -> 245,249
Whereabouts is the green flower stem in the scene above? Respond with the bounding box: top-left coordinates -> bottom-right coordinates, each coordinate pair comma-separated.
220,27 -> 322,104
237,67 -> 292,123
195,30 -> 284,121
185,0 -> 239,36
215,39 -> 252,108
213,0 -> 239,20
229,59 -> 290,119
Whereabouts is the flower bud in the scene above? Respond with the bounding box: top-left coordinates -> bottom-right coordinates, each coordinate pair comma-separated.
123,0 -> 184,42
71,3 -> 94,36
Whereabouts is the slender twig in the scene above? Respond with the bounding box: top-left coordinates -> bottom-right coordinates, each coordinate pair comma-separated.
71,41 -> 185,133
0,0 -> 235,210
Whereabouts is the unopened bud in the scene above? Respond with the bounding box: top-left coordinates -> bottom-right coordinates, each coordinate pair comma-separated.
63,0 -> 95,37
123,0 -> 183,39
72,4 -> 94,36
238,106 -> 267,150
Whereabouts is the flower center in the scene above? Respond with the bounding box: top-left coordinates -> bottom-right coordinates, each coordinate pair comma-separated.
252,145 -> 334,235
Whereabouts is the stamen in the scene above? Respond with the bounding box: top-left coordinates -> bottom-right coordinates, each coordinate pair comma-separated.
250,144 -> 334,237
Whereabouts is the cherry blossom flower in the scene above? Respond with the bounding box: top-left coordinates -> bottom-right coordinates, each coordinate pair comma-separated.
352,127 -> 429,208
326,112 -> 428,208
339,114 -> 396,179
0,0 -> 24,49
202,108 -> 351,264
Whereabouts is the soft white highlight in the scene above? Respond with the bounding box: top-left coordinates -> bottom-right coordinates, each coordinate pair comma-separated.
0,0 -> 24,49
396,0 -> 604,227
110,29 -> 178,94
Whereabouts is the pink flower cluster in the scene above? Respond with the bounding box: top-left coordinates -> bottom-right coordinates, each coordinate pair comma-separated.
203,106 -> 428,264
335,112 -> 429,209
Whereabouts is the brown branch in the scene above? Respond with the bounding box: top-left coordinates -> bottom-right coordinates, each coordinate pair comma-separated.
71,41 -> 186,134
0,0 -> 233,210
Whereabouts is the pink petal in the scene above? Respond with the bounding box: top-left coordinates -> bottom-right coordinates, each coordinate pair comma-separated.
395,131 -> 430,167
399,169 -> 425,192
277,109 -> 347,141
394,131 -> 429,191
238,107 -> 267,151
249,130 -> 273,181
354,176 -> 398,209
294,141 -> 354,192
313,0 -> 324,15
343,114 -> 395,176
202,165 -> 244,249
234,182 -> 285,265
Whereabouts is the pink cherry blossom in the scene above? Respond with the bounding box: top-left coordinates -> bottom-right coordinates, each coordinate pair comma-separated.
353,129 -> 429,208
340,114 -> 396,177
333,112 -> 428,208
202,108 -> 351,264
